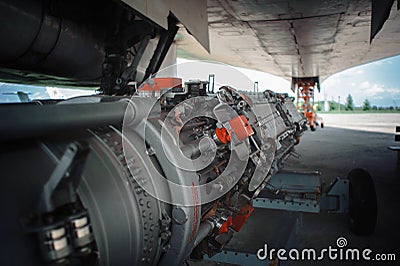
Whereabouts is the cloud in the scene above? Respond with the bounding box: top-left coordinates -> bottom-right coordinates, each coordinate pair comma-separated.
360,81 -> 370,89
321,55 -> 400,107
356,82 -> 399,102
362,84 -> 384,97
323,79 -> 400,106
323,75 -> 341,87
357,81 -> 385,98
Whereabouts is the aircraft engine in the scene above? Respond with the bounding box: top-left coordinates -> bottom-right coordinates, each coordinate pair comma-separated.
0,83 -> 306,265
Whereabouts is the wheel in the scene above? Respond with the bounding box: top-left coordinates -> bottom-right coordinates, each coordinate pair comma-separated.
320,123 -> 324,128
348,168 -> 377,236
310,125 -> 316,131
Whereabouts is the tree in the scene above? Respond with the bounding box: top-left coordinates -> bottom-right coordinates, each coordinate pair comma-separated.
345,94 -> 354,111
363,99 -> 371,111
329,101 -> 336,111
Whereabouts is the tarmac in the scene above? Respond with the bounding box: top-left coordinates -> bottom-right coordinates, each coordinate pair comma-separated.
197,113 -> 400,266
318,113 -> 400,134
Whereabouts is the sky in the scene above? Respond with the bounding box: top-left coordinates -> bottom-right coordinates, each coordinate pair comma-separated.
177,55 -> 400,107
319,55 -> 400,107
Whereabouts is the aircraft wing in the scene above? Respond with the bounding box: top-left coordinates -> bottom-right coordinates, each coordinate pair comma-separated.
176,0 -> 400,81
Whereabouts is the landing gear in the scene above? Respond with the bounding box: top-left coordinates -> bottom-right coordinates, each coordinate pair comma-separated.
292,77 -> 322,132
348,168 -> 377,236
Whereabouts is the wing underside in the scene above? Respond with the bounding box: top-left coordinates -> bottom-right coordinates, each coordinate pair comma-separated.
176,0 -> 400,80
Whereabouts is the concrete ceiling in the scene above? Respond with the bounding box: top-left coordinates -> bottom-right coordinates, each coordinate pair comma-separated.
176,0 -> 400,81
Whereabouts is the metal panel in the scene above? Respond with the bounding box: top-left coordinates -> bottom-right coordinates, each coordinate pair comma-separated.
253,198 -> 320,213
170,0 -> 210,52
123,0 -> 209,51
267,172 -> 321,193
253,175 -> 349,214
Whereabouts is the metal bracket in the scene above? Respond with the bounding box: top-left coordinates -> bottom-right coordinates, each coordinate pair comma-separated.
321,178 -> 349,213
115,35 -> 151,93
26,141 -> 93,264
38,141 -> 89,212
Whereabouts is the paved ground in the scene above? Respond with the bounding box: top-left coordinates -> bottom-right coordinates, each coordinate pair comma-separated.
199,113 -> 400,266
318,113 -> 400,134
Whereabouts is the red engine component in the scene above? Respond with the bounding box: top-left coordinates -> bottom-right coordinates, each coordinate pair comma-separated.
138,77 -> 182,97
229,115 -> 254,141
231,204 -> 254,232
218,216 -> 233,235
215,127 -> 231,144
215,115 -> 254,144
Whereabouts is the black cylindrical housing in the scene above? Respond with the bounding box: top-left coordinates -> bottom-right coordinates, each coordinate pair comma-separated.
0,0 -> 105,81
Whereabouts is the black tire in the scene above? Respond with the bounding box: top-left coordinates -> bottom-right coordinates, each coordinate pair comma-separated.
348,168 -> 377,236
321,123 -> 324,128
310,125 -> 316,131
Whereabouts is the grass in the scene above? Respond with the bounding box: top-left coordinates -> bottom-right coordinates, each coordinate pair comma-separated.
307,101 -> 400,114
318,110 -> 400,114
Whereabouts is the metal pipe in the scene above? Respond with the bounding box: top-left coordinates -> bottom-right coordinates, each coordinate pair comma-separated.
0,101 -> 129,140
193,220 -> 214,248
143,16 -> 179,82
